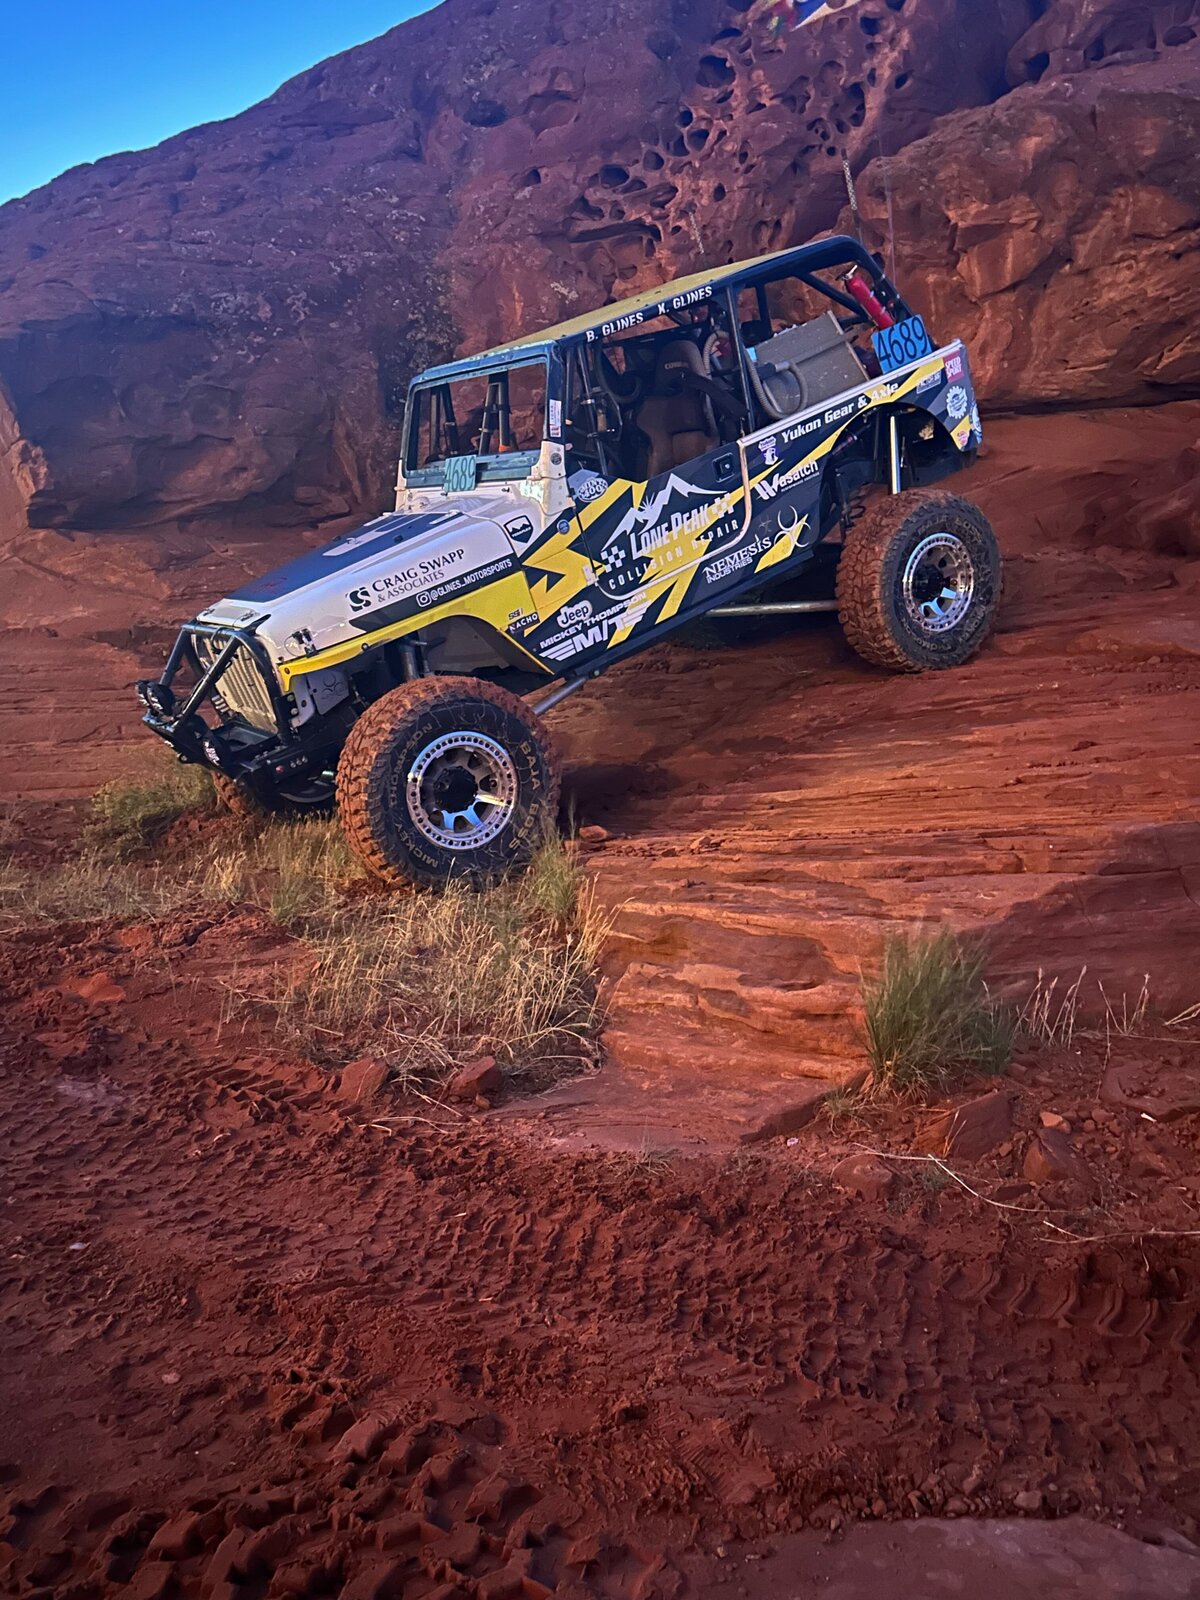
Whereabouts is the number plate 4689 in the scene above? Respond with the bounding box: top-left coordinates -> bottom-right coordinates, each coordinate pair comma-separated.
872,316 -> 934,374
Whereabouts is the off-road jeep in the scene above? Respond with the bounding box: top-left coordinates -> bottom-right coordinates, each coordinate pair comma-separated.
138,234 -> 1000,887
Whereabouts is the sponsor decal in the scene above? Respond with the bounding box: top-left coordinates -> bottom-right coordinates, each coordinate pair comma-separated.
703,533 -> 777,584
946,385 -> 969,423
951,417 -> 973,450
569,469 -> 610,504
945,352 -> 965,383
970,403 -> 982,440
781,414 -> 824,445
548,399 -> 563,437
916,367 -> 942,393
505,514 -> 535,544
347,546 -> 469,612
542,618 -> 617,661
593,472 -> 743,596
755,457 -> 819,501
413,554 -> 514,609
760,434 -> 780,467
506,609 -> 540,636
555,599 -> 594,629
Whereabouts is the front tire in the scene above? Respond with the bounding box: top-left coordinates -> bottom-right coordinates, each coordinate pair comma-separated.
336,676 -> 560,889
836,489 -> 1001,672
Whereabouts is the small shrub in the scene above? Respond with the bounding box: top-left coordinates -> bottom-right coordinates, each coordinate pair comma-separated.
822,1086 -> 862,1129
862,930 -> 1013,1096
86,758 -> 214,855
917,1161 -> 954,1193
522,831 -> 585,925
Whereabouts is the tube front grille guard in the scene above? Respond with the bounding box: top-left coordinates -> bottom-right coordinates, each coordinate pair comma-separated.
136,618 -> 291,770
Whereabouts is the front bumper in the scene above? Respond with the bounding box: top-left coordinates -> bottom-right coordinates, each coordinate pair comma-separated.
136,618 -> 302,779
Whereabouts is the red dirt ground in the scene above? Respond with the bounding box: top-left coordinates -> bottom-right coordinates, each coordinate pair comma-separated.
3,912 -> 1200,1599
2,406 -> 1200,1596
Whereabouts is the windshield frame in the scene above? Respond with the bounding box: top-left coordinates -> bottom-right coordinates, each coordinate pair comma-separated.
402,350 -> 555,490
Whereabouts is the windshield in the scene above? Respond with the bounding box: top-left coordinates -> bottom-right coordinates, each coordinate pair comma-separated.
405,357 -> 548,487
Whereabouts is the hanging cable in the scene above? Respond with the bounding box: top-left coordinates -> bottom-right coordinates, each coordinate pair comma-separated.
877,133 -> 897,281
841,148 -> 862,242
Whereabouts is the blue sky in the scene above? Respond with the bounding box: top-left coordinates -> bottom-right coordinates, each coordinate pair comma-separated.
1,2 -> 436,204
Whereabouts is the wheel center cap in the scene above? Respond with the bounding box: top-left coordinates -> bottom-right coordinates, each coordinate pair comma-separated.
405,730 -> 519,853
432,767 -> 478,812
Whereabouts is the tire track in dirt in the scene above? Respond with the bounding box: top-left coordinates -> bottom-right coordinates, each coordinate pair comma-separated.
2,919 -> 1199,1596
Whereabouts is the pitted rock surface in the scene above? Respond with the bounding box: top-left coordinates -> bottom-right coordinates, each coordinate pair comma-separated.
1,0 -> 1197,533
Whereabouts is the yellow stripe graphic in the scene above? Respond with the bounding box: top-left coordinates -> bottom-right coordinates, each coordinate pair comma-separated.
278,572 -> 544,688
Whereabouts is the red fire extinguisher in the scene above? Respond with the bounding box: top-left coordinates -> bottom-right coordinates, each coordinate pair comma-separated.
841,266 -> 895,330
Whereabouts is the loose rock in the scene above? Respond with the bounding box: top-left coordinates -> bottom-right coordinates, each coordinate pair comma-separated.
1023,1129 -> 1086,1184
337,1057 -> 389,1104
449,1056 -> 503,1101
831,1154 -> 897,1203
916,1090 -> 1013,1162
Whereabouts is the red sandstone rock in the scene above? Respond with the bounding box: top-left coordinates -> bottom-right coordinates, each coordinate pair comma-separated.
1,2 -> 1195,535
146,1511 -> 204,1561
850,46 -> 1200,413
337,1057 -> 389,1104
832,1154 -> 897,1203
450,1055 -> 503,1101
1023,1129 -> 1086,1184
917,1091 -> 1014,1162
337,1415 -> 389,1463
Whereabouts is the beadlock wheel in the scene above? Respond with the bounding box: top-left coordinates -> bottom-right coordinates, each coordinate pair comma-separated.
336,676 -> 560,889
406,731 -> 518,850
901,532 -> 976,635
836,488 -> 1001,673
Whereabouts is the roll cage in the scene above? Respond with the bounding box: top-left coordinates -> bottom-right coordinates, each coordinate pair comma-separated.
401,235 -> 915,485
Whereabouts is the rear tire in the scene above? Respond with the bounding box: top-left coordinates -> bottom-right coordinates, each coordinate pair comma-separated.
212,771 -> 334,821
336,676 -> 560,889
836,489 -> 1001,672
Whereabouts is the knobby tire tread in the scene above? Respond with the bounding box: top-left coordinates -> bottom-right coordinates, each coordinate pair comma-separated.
836,488 -> 1000,672
336,675 -> 560,888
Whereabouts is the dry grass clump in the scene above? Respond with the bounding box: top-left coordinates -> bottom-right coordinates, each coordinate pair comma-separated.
1018,968 -> 1182,1048
85,756 -> 215,855
0,812 -> 361,928
0,852 -> 196,925
6,764 -> 610,1086
523,830 -> 588,924
862,930 -> 1013,1096
262,834 -> 610,1074
1018,966 -> 1088,1048
202,818 -> 365,925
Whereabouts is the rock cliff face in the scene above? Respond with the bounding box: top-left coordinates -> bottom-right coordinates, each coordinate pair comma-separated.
849,49 -> 1200,408
0,0 -> 1196,534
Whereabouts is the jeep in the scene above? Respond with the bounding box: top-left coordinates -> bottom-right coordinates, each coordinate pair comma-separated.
138,234 -> 1000,887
